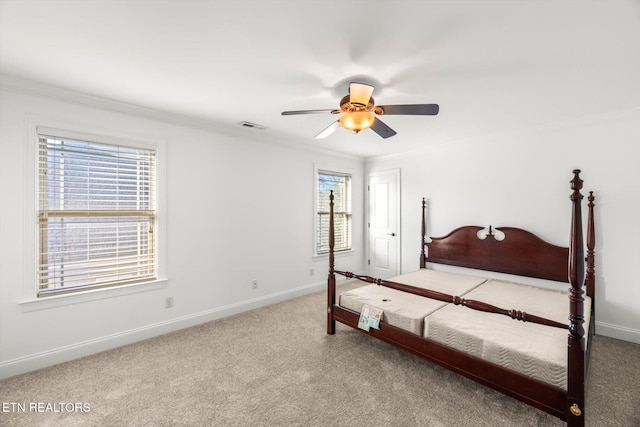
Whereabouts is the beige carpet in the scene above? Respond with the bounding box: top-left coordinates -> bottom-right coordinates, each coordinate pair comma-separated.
1,282 -> 639,426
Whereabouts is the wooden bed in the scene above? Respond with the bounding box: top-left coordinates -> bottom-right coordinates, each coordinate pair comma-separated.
326,169 -> 595,426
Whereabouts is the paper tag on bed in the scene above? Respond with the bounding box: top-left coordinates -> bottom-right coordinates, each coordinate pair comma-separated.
358,304 -> 383,331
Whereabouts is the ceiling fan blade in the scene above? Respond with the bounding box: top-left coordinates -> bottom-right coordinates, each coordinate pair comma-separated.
315,121 -> 341,139
282,109 -> 334,115
349,82 -> 374,107
376,104 -> 439,115
370,118 -> 397,139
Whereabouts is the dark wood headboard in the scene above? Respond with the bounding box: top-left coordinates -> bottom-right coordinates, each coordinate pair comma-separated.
419,170 -> 595,294
424,225 -> 569,283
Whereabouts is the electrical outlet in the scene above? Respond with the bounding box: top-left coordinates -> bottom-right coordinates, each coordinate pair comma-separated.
252,280 -> 258,290
165,297 -> 173,308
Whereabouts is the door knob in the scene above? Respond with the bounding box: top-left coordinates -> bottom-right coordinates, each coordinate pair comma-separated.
387,233 -> 396,236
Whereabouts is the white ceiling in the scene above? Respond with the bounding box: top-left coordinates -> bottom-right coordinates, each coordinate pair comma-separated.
1,0 -> 639,159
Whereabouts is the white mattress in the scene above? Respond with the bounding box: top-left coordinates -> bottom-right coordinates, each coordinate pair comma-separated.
338,269 -> 487,335
423,279 -> 592,390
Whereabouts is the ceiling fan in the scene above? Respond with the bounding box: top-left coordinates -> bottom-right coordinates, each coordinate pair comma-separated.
281,82 -> 439,139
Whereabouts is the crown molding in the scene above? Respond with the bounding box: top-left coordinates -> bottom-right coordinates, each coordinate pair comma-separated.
0,73 -> 364,162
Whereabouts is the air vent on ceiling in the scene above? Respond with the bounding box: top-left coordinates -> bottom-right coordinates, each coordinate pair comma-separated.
238,121 -> 267,130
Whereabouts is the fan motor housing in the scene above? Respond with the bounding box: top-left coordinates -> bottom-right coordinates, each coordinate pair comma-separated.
340,95 -> 375,112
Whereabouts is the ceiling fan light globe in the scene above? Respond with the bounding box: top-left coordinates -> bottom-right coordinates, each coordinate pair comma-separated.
339,112 -> 375,132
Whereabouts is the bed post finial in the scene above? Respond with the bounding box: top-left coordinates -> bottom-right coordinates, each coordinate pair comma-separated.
327,190 -> 336,334
567,169 -> 586,425
420,198 -> 427,269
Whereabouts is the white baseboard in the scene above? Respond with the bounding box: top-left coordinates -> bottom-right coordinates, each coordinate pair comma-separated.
0,281 -> 326,380
595,321 -> 640,344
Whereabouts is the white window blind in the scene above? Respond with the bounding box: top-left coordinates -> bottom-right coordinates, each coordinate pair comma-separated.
317,171 -> 351,254
37,134 -> 157,296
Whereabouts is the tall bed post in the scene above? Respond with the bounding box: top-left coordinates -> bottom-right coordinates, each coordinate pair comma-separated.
327,190 -> 336,335
420,198 -> 427,269
567,170 -> 586,426
586,191 -> 595,300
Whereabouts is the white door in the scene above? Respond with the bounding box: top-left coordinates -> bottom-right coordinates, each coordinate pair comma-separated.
368,169 -> 400,279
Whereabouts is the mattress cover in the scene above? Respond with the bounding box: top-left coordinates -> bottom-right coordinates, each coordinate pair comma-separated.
338,269 -> 487,335
423,279 -> 593,390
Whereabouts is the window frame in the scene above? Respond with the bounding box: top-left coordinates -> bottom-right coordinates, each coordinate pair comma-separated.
314,166 -> 353,257
20,119 -> 167,310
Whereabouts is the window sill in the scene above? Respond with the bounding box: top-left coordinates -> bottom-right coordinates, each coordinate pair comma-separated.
313,249 -> 356,260
18,279 -> 168,313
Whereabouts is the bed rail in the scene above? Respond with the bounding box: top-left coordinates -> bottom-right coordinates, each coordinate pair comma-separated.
333,270 -> 569,329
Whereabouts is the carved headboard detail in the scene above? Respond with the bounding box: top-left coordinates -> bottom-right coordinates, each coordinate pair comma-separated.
424,225 -> 569,283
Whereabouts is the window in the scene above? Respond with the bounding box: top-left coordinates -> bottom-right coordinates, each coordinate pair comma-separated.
37,133 -> 157,297
316,170 -> 351,255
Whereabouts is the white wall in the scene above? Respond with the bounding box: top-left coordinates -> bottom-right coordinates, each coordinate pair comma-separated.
366,108 -> 640,344
0,86 -> 365,378
1,81 -> 637,380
